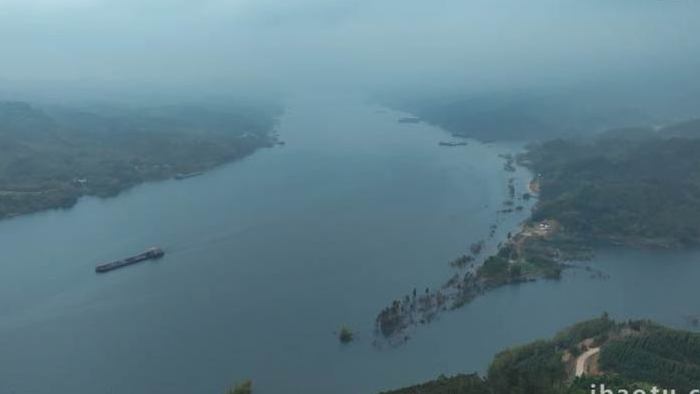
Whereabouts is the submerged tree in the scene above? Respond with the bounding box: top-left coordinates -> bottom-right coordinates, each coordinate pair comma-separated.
339,326 -> 354,343
227,379 -> 252,394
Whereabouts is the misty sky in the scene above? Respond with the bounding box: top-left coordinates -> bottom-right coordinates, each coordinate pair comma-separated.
2,0 -> 700,97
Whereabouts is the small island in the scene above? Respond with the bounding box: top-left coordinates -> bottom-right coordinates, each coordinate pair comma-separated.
174,172 -> 204,180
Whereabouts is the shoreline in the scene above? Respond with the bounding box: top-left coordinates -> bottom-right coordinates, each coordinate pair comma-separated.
0,134 -> 279,222
373,147 -> 549,346
373,128 -> 689,345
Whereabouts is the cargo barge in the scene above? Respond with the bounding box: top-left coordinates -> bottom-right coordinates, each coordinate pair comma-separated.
438,141 -> 469,147
95,247 -> 165,273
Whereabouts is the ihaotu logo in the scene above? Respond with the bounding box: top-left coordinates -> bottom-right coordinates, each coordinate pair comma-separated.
591,385 -> 700,394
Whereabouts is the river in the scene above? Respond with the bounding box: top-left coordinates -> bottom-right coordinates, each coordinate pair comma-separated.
0,96 -> 698,394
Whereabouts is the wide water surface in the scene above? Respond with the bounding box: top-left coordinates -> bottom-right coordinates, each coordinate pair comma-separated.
1,96 -> 698,393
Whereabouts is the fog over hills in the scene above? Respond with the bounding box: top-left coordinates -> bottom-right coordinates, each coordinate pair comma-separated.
5,2 -> 700,394
2,0 -> 700,107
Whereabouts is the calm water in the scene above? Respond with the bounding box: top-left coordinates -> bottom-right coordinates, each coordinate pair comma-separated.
0,96 -> 698,394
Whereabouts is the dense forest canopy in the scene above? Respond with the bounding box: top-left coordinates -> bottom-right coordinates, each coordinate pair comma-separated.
521,120 -> 700,248
383,317 -> 700,394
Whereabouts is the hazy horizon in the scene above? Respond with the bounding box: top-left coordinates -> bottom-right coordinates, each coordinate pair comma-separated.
2,0 -> 700,104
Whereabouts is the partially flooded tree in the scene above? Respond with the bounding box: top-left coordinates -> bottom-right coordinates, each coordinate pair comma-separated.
227,379 -> 252,394
339,326 -> 354,343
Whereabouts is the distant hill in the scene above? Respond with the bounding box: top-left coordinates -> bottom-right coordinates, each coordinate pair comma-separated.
596,126 -> 659,141
0,100 -> 280,219
401,97 -> 557,141
382,90 -> 660,142
661,118 -> 700,138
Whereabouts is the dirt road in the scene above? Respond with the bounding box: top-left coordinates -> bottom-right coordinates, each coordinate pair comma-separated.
575,347 -> 600,377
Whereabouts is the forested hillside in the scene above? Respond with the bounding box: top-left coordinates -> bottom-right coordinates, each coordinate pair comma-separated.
600,327 -> 700,392
521,119 -> 700,248
380,85 -> 695,142
0,101 -> 280,219
382,317 -> 700,394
